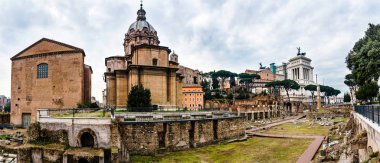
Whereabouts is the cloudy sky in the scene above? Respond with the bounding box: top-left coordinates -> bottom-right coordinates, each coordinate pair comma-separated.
1,0 -> 380,101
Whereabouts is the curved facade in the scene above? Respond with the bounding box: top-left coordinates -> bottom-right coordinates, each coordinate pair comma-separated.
105,4 -> 182,109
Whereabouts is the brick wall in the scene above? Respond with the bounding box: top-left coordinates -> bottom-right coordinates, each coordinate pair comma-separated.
118,117 -> 246,155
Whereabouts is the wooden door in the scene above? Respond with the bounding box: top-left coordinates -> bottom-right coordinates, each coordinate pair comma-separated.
22,113 -> 31,128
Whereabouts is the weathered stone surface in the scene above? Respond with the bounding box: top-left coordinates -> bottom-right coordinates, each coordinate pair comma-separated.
10,38 -> 92,126
118,117 -> 246,155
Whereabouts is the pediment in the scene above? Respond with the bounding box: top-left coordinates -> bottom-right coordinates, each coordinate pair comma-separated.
11,38 -> 83,60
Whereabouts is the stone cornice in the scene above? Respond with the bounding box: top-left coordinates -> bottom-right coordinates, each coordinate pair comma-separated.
11,38 -> 85,60
11,50 -> 84,61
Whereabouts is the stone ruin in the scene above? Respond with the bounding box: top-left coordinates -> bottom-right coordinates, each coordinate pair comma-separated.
0,111 -> 247,163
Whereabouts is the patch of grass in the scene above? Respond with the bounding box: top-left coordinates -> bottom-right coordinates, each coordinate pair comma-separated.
332,117 -> 349,123
131,137 -> 312,163
261,121 -> 330,136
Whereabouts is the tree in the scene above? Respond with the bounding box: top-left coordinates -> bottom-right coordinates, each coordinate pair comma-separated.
356,81 -> 379,102
211,75 -> 219,90
213,70 -> 234,92
265,80 -> 299,102
201,79 -> 210,92
304,84 -> 317,104
4,105 -> 10,112
344,74 -> 357,104
344,93 -> 351,103
281,79 -> 300,102
346,24 -> 380,86
320,85 -> 335,104
127,85 -> 152,112
227,93 -> 234,100
238,73 -> 261,93
265,80 -> 282,100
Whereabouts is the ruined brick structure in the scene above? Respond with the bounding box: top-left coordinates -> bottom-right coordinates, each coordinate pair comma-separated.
10,38 -> 92,127
15,112 -> 246,162
118,117 -> 245,156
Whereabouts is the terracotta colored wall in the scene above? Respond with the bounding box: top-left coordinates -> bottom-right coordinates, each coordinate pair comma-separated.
11,53 -> 85,126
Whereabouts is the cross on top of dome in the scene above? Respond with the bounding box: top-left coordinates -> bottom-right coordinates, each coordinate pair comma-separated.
137,0 -> 146,21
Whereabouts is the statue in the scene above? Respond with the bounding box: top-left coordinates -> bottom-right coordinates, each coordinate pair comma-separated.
297,47 -> 306,56
259,62 -> 265,69
297,47 -> 301,55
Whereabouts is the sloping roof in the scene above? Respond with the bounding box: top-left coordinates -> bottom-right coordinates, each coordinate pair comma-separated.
11,38 -> 85,60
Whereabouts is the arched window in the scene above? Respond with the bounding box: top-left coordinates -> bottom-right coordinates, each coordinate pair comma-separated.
152,58 -> 158,66
37,63 -> 48,79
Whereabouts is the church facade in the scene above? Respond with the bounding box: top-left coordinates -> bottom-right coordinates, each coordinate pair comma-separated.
104,4 -> 183,109
10,38 -> 92,127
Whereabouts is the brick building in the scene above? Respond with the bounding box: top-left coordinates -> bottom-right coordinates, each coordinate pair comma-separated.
178,66 -> 204,110
182,86 -> 204,110
10,38 -> 92,127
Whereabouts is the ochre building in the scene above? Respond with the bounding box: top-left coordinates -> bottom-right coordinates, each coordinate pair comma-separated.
104,4 -> 182,109
10,38 -> 92,127
178,66 -> 204,110
182,86 -> 204,110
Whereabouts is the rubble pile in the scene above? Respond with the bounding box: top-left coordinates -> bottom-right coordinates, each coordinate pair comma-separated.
315,117 -> 380,163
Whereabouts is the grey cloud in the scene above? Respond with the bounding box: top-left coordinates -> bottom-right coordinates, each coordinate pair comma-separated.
1,0 -> 380,101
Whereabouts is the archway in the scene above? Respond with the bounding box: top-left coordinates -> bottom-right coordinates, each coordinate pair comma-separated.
80,132 -> 94,148
78,158 -> 89,163
77,128 -> 98,148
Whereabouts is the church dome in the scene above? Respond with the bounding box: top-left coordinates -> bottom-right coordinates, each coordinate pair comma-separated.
125,3 -> 158,39
124,3 -> 160,56
128,20 -> 156,34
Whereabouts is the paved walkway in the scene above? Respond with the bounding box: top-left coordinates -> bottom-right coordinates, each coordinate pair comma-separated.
246,114 -> 305,133
245,114 -> 325,163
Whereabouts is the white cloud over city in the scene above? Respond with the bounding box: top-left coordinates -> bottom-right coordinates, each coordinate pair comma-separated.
1,0 -> 380,101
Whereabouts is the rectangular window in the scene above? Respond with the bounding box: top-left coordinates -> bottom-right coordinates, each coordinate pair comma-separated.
37,63 -> 48,79
152,58 -> 158,66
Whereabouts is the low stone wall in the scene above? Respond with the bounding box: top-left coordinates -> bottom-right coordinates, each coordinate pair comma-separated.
38,118 -> 112,149
353,112 -> 380,152
118,117 -> 246,155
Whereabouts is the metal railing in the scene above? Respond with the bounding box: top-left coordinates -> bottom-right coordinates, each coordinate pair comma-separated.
355,105 -> 380,126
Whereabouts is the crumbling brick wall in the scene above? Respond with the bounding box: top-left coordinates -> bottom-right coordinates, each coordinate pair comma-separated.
217,117 -> 246,140
118,117 -> 247,155
118,122 -> 161,155
193,120 -> 214,146
165,122 -> 191,151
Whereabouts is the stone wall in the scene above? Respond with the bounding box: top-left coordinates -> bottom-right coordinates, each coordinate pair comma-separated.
353,113 -> 380,153
118,117 -> 246,155
217,117 -> 246,140
38,118 -> 112,149
11,38 -> 90,126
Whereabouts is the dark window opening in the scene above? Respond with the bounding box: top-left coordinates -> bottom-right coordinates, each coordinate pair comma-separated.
152,58 -> 158,66
80,132 -> 94,148
78,158 -> 89,163
37,63 -> 48,78
193,77 -> 198,84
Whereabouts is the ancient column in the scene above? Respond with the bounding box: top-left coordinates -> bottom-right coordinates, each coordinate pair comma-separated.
317,84 -> 321,110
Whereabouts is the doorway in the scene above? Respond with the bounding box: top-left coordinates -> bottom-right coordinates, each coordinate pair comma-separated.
22,113 -> 31,128
80,132 -> 95,148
